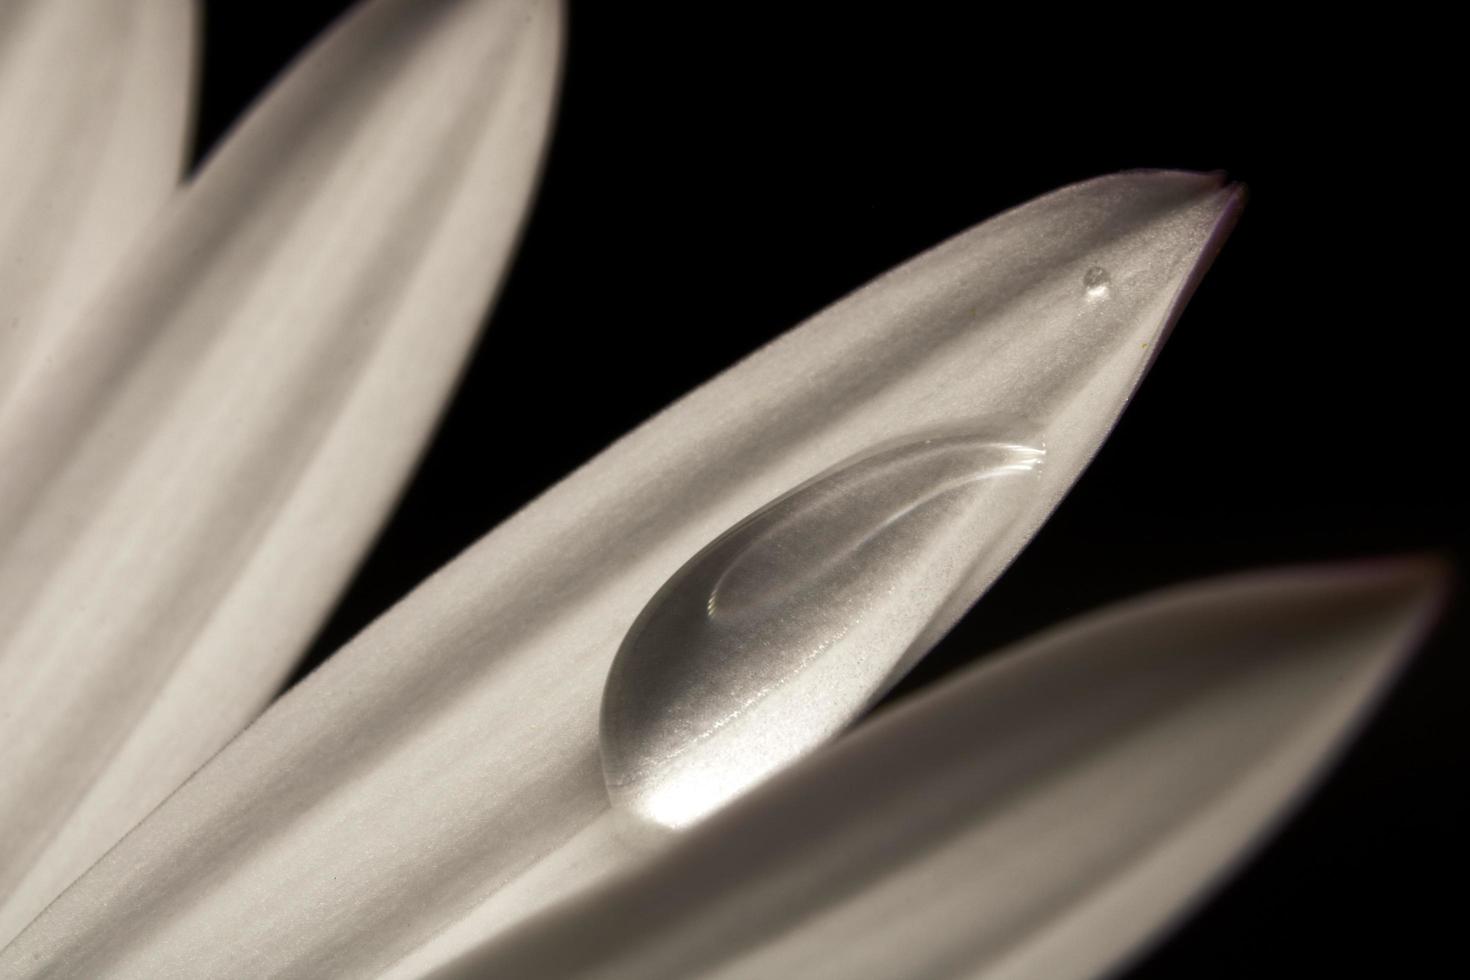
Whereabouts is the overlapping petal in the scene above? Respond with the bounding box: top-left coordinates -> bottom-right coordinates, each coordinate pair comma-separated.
0,0 -> 194,397
0,0 -> 563,941
440,560 -> 1444,980
3,170 -> 1237,977
3,7 -> 1422,980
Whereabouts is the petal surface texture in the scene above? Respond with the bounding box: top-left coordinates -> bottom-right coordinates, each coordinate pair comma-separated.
2,171 -> 1237,977
0,0 -> 194,397
0,0 -> 562,943
445,559 -> 1446,980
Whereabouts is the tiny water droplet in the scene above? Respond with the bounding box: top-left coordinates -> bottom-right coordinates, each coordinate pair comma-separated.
600,432 -> 1045,829
1083,266 -> 1111,299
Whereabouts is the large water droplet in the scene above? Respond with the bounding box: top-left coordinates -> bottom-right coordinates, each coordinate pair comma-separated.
600,432 -> 1045,829
1083,266 -> 1112,300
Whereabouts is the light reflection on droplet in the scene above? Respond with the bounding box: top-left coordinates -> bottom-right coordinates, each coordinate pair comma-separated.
600,432 -> 1045,829
1083,266 -> 1112,300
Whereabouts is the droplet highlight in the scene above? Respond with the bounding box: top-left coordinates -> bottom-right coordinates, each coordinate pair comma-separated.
1083,266 -> 1112,299
600,432 -> 1045,829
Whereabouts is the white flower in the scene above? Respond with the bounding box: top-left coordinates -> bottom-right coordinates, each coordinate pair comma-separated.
0,0 -> 560,943
0,2 -> 1446,978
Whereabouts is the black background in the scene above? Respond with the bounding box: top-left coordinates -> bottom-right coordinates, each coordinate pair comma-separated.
197,4 -> 1463,976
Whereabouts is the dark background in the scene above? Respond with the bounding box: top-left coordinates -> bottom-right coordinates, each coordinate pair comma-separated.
199,4 -> 1462,976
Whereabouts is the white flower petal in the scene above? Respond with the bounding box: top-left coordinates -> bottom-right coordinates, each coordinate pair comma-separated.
0,0 -> 194,396
2,170 -> 1236,977
436,559 -> 1446,980
0,0 -> 562,942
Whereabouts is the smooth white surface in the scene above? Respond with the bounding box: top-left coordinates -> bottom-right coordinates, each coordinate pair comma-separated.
0,0 -> 194,398
442,559 -> 1446,980
2,170 -> 1237,978
0,0 -> 562,944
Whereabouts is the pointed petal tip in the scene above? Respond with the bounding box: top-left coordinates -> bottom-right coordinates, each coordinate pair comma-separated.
1207,174 -> 1248,252
1293,551 -> 1451,607
1107,168 -> 1244,354
1097,166 -> 1247,226
1200,553 -> 1452,691
1313,551 -> 1454,631
1159,167 -> 1247,257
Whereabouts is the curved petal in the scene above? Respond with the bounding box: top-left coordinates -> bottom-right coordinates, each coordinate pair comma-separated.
0,0 -> 194,396
0,0 -> 563,942
432,559 -> 1447,980
2,170 -> 1236,977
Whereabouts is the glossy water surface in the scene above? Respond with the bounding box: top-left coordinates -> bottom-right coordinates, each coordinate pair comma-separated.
600,432 -> 1044,828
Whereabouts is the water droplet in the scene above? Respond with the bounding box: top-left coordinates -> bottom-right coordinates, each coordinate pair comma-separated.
600,432 -> 1045,829
1083,266 -> 1111,299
